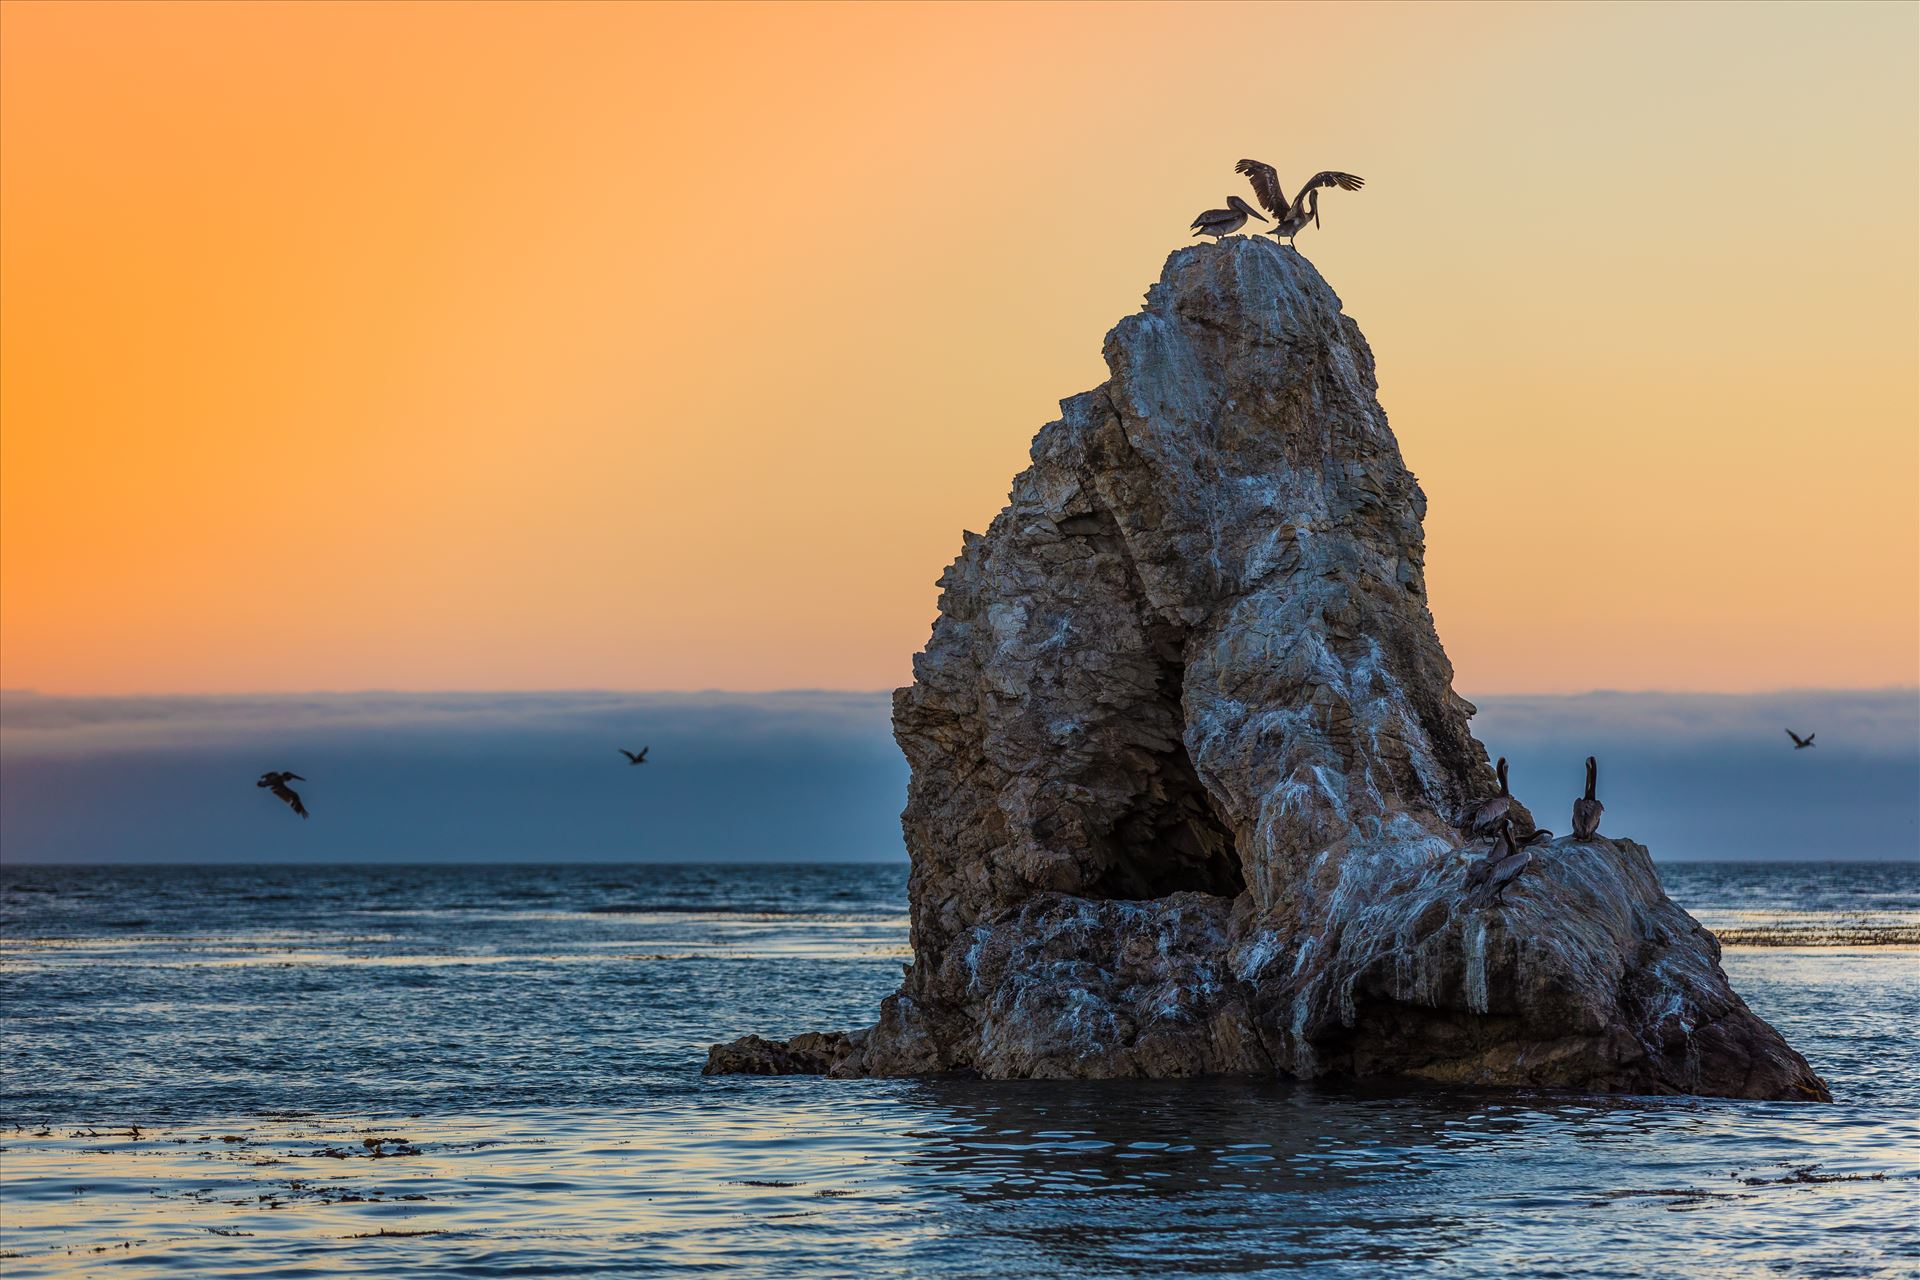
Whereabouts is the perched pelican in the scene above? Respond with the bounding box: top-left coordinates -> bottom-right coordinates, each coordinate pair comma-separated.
1190,196 -> 1269,240
1477,818 -> 1533,906
256,771 -> 308,819
618,747 -> 650,766
1234,160 -> 1365,247
1462,843 -> 1498,896
1572,756 -> 1603,840
1785,729 -> 1816,750
1521,827 -> 1554,847
1464,757 -> 1513,835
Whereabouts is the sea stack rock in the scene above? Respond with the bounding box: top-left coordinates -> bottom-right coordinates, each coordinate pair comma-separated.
708,238 -> 1829,1101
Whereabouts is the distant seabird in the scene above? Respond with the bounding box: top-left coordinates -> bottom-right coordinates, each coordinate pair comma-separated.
1464,757 -> 1513,835
256,771 -> 308,819
1571,756 -> 1603,840
1234,161 -> 1365,247
1785,729 -> 1816,750
619,747 -> 650,766
1190,196 -> 1269,240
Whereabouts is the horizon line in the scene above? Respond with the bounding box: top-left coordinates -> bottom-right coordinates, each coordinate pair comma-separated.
5,856 -> 1910,870
7,684 -> 1917,701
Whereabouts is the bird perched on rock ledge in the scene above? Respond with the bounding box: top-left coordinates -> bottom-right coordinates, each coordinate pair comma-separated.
1462,757 -> 1513,835
1234,160 -> 1365,247
1572,756 -> 1604,840
1190,195 -> 1269,240
1471,818 -> 1533,907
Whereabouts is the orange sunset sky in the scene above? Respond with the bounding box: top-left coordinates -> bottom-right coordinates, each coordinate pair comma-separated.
2,1 -> 1915,696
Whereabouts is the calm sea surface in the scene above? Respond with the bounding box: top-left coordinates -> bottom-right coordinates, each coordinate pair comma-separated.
1,861 -> 1915,1278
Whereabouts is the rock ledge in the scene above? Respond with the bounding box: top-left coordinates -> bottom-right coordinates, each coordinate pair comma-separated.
706,238 -> 1829,1102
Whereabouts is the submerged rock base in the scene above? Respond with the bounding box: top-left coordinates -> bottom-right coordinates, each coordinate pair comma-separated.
706,239 -> 1828,1102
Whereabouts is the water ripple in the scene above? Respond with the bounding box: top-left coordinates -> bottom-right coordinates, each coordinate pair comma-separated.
1,862 -> 1916,1277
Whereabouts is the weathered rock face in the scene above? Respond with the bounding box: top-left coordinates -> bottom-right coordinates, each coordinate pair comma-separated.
706,237 -> 1828,1101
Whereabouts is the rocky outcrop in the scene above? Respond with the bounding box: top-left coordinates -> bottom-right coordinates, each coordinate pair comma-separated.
706,237 -> 1828,1101
702,1032 -> 863,1076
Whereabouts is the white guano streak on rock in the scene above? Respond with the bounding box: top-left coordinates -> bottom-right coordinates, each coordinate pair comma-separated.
1464,916 -> 1492,1015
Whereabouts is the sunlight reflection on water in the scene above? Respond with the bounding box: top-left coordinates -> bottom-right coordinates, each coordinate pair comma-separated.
2,863 -> 1916,1278
4,1083 -> 1916,1279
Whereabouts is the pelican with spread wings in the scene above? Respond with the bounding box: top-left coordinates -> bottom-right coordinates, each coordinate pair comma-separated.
1234,161 -> 1365,247
256,771 -> 309,819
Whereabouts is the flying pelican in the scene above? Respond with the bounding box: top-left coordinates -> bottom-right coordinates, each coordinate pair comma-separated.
1785,729 -> 1816,750
1234,160 -> 1365,247
1464,757 -> 1513,835
1190,196 -> 1269,240
1572,756 -> 1603,840
256,771 -> 308,819
619,747 -> 650,766
1477,818 -> 1533,906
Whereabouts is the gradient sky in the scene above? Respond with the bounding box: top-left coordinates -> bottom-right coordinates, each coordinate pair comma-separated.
2,2 -> 1916,696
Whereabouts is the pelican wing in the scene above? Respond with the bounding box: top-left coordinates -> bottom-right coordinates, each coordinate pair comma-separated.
1488,849 -> 1531,889
272,782 -> 309,818
1190,207 -> 1234,232
1235,159 -> 1288,217
1291,171 -> 1365,207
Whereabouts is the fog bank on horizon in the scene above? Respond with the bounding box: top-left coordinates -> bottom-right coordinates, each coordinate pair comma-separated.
3,688 -> 1913,865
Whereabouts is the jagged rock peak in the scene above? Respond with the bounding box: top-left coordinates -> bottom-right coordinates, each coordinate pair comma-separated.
707,237 -> 1828,1101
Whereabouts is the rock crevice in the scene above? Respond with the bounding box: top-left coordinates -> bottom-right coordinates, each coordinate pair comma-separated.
707,238 -> 1829,1101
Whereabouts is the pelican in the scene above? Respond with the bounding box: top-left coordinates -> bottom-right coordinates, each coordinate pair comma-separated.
618,747 -> 650,766
1463,843 -> 1498,896
1477,818 -> 1533,906
1785,729 -> 1816,750
1521,827 -> 1554,848
1463,757 -> 1513,835
1234,160 -> 1365,247
256,771 -> 308,819
1572,756 -> 1603,840
1190,196 -> 1269,240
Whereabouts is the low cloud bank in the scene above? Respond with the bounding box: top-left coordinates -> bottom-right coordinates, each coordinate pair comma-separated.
2,688 -> 1913,863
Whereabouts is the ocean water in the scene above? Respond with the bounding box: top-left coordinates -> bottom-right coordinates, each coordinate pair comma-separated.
1,861 -> 1915,1279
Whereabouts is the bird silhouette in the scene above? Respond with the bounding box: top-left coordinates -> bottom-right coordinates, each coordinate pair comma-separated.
1572,756 -> 1604,840
618,747 -> 650,766
1234,161 -> 1365,247
1463,757 -> 1513,835
1189,196 -> 1268,240
256,771 -> 308,819
1462,846 -> 1498,897
1476,818 -> 1533,906
1785,729 -> 1816,750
